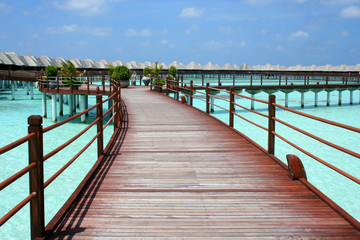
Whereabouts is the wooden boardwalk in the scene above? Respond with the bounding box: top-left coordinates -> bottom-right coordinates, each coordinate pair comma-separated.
50,86 -> 360,239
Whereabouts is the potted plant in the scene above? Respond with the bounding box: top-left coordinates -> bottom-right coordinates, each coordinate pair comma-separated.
59,60 -> 82,89
142,67 -> 151,86
112,65 -> 132,88
45,65 -> 59,89
151,61 -> 165,91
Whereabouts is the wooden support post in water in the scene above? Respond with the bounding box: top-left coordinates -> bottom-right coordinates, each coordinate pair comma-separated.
301,92 -> 305,108
42,92 -> 47,118
76,95 -> 80,108
96,92 -> 104,158
326,91 -> 331,106
314,92 -> 318,107
218,75 -> 221,87
206,83 -> 210,114
30,82 -> 34,100
279,75 -> 281,86
69,94 -> 74,117
286,76 -> 288,85
80,95 -> 87,123
59,94 -> 63,116
338,91 -> 342,106
233,75 -> 235,86
250,74 -> 253,86
51,94 -> 57,123
260,75 -> 263,86
190,80 -> 193,106
350,90 -> 353,105
251,94 -> 255,110
268,95 -> 276,155
285,93 -> 289,108
28,115 -> 45,239
11,81 -> 15,100
202,75 -> 204,86
229,87 -> 234,128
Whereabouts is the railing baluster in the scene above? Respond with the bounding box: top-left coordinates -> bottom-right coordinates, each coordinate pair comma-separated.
96,91 -> 103,158
229,87 -> 234,128
268,95 -> 276,155
206,83 -> 210,114
28,115 -> 45,239
190,80 -> 193,106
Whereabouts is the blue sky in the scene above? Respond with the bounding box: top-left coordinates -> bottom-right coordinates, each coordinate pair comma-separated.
1,0 -> 360,66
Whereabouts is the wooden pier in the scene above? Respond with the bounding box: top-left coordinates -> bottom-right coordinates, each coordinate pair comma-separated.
48,87 -> 360,239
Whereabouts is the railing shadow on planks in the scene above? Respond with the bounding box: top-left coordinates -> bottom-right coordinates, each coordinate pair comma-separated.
154,77 -> 360,231
0,83 -> 124,239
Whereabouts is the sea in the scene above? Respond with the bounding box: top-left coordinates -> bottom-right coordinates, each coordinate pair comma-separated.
0,76 -> 359,239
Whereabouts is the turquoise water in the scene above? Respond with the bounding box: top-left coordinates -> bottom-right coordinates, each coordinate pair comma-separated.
1,79 -> 359,239
0,86 -> 113,240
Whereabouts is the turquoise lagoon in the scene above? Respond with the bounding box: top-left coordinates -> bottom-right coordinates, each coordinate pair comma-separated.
1,78 -> 359,239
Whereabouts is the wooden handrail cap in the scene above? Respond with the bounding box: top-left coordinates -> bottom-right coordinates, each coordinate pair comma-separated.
28,115 -> 42,125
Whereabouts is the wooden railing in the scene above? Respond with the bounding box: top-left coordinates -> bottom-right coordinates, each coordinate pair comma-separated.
159,78 -> 360,230
0,83 -> 123,239
37,75 -> 114,95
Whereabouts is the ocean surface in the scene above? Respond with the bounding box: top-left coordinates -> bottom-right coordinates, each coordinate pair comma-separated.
1,78 -> 359,239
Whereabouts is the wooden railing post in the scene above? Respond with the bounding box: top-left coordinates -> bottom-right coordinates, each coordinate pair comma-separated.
268,95 -> 276,155
206,82 -> 210,114
229,87 -> 234,128
28,115 -> 45,239
102,75 -> 105,94
114,84 -> 119,130
96,92 -> 103,158
176,77 -> 179,100
190,80 -> 193,106
166,78 -> 169,96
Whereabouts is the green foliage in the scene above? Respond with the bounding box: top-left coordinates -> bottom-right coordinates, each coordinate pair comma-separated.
151,61 -> 163,78
169,66 -> 177,78
59,60 -> 78,78
45,65 -> 58,77
112,65 -> 132,81
143,67 -> 151,77
107,64 -> 115,76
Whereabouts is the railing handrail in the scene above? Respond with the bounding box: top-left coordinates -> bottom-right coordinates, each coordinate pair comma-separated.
0,82 -> 122,239
162,81 -> 360,188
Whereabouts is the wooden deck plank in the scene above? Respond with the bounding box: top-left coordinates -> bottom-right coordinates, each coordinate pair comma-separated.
50,86 -> 360,239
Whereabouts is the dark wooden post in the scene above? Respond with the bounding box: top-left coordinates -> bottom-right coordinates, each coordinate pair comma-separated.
96,91 -> 103,158
279,75 -> 281,86
260,75 -> 263,85
233,75 -> 235,86
87,76 -> 90,94
218,74 -> 221,87
268,95 -> 276,155
114,84 -> 119,130
206,83 -> 210,114
176,77 -> 179,100
229,87 -> 234,128
285,76 -> 288,85
28,115 -> 45,239
250,74 -> 253,87
56,77 -> 59,93
181,76 -> 184,87
304,75 -> 306,86
202,75 -> 204,86
102,75 -> 105,94
166,78 -> 169,96
190,80 -> 193,106
46,76 -> 49,92
326,75 -> 329,85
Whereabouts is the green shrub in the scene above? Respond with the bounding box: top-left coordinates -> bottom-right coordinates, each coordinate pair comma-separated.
45,65 -> 58,77
143,67 -> 151,77
169,66 -> 177,78
112,65 -> 132,81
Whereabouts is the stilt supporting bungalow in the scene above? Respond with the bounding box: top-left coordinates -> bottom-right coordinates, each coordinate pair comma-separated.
59,95 -> 63,116
51,94 -> 57,123
80,95 -> 87,123
42,92 -> 47,118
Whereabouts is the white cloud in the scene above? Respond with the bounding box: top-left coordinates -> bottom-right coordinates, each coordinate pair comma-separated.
0,2 -> 11,13
179,7 -> 206,18
124,28 -> 168,37
340,5 -> 360,18
45,24 -> 112,36
341,30 -> 350,36
54,0 -> 113,16
160,40 -> 168,45
185,24 -> 200,34
204,40 -> 246,49
288,30 -> 309,40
